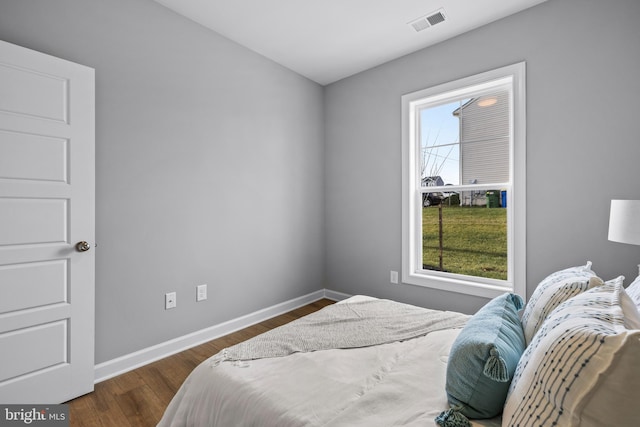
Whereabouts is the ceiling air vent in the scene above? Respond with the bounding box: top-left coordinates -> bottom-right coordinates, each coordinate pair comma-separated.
427,10 -> 446,26
409,8 -> 447,33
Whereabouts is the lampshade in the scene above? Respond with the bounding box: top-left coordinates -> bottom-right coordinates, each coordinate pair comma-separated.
608,200 -> 640,245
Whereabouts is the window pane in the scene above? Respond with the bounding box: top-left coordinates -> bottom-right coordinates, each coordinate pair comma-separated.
420,90 -> 510,188
421,203 -> 507,281
419,100 -> 465,186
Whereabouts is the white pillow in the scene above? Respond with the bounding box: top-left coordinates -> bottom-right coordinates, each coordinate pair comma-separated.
605,275 -> 640,329
622,288 -> 640,329
520,261 -> 599,345
625,274 -> 640,307
503,281 -> 640,427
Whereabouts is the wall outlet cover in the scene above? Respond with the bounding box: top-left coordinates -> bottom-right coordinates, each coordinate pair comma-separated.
196,284 -> 207,302
390,270 -> 399,284
165,292 -> 177,309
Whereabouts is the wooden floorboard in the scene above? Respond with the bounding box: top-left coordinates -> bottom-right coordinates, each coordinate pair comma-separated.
67,298 -> 335,426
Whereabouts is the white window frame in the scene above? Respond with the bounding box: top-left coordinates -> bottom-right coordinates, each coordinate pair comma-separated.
401,63 -> 526,299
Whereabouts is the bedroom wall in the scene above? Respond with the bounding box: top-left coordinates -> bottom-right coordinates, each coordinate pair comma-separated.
0,0 -> 325,364
324,0 -> 640,313
1,0 -> 638,367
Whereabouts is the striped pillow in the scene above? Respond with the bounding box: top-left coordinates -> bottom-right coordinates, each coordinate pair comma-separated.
520,262 -> 599,345
502,281 -> 640,427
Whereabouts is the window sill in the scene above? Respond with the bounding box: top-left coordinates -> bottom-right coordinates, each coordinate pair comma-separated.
401,271 -> 515,299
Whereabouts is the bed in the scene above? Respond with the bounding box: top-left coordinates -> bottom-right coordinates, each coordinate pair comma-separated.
159,263 -> 640,427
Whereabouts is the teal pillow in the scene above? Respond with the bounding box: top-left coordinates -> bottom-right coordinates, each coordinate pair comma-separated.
436,293 -> 525,427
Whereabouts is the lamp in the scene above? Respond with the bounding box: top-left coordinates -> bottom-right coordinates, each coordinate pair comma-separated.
608,200 -> 640,245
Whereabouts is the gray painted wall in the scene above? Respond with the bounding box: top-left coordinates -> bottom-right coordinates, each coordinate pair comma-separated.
1,0 -> 639,364
0,0 -> 325,364
324,0 -> 640,314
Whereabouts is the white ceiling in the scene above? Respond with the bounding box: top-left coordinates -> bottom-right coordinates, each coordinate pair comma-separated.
154,0 -> 548,85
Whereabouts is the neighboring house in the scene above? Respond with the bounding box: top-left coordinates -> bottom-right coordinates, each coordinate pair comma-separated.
453,90 -> 510,206
421,176 -> 444,206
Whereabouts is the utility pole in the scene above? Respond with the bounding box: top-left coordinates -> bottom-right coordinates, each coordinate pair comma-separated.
438,203 -> 443,271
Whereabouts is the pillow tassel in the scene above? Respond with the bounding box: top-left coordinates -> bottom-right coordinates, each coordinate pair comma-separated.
483,347 -> 509,382
435,407 -> 471,427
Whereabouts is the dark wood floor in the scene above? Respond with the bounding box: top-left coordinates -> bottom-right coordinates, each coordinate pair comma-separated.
67,298 -> 335,427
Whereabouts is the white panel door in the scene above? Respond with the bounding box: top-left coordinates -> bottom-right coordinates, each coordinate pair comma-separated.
0,40 -> 95,403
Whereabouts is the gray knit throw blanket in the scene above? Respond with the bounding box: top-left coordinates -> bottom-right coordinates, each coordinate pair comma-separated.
209,299 -> 469,367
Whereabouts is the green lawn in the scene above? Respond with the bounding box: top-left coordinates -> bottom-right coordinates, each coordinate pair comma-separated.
422,205 -> 507,280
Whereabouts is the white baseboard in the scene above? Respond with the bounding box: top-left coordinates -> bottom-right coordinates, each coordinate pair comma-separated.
323,289 -> 351,302
94,288 -> 347,383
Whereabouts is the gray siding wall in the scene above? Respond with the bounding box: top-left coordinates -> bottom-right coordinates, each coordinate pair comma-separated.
460,91 -> 510,187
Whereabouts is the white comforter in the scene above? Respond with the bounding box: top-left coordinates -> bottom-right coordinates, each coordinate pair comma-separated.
158,298 -> 502,427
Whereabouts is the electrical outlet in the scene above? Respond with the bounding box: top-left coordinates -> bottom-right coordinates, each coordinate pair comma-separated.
196,284 -> 207,302
165,292 -> 177,309
390,270 -> 399,284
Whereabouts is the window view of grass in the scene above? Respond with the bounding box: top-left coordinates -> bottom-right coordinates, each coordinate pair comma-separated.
422,205 -> 507,280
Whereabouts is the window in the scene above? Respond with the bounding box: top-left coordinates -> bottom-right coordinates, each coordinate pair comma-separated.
401,63 -> 526,299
